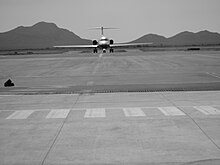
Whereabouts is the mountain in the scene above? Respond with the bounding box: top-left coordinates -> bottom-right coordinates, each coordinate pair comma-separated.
1,22 -> 220,50
131,30 -> 220,46
167,30 -> 220,45
0,22 -> 91,50
131,34 -> 167,45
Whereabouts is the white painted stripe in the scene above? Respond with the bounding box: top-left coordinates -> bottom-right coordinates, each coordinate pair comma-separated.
6,110 -> 34,119
193,106 -> 220,115
158,107 -> 185,116
46,109 -> 70,119
123,108 -> 146,117
84,108 -> 105,118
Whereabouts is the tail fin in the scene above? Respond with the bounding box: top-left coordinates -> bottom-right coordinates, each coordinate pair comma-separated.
89,27 -> 118,36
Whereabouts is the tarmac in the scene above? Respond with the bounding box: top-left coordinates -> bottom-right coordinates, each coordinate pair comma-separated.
0,49 -> 220,94
0,49 -> 220,164
0,91 -> 220,165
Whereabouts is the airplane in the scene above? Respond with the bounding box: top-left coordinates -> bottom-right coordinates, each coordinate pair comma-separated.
54,27 -> 152,53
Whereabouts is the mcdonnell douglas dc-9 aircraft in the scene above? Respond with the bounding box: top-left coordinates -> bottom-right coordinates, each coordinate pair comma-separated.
54,27 -> 152,53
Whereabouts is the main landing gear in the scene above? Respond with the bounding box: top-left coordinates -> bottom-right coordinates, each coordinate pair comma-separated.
93,48 -> 98,53
110,48 -> 114,53
93,48 -> 114,53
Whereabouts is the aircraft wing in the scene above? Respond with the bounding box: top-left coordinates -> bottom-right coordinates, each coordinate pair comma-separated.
110,43 -> 152,48
53,45 -> 97,48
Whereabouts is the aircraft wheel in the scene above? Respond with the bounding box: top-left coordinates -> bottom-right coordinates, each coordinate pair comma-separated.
93,49 -> 97,53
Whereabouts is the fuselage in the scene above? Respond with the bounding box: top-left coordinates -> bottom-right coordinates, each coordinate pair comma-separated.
98,36 -> 110,49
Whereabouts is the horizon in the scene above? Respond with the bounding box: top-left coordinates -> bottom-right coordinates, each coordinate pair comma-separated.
2,21 -> 220,43
0,0 -> 220,42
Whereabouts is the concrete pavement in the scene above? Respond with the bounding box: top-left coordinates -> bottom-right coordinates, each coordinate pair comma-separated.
0,91 -> 220,165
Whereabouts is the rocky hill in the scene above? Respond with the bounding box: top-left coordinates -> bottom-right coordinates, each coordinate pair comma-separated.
0,22 -> 91,50
1,22 -> 220,50
131,30 -> 220,46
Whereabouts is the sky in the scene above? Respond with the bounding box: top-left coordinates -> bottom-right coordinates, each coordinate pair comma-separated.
0,0 -> 220,43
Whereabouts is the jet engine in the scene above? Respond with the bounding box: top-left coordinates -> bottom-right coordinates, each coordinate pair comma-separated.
93,40 -> 98,45
110,39 -> 114,45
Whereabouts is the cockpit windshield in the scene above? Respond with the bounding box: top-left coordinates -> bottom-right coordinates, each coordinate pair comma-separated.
100,38 -> 108,41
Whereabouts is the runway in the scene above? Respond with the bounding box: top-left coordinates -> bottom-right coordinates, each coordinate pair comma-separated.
0,49 -> 220,164
0,49 -> 220,94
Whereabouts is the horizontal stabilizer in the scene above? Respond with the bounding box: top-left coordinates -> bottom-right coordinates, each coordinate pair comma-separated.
89,27 -> 119,35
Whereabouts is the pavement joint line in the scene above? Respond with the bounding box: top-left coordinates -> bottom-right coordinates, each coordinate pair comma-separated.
159,92 -> 220,151
40,94 -> 81,165
158,107 -> 186,116
0,109 -> 52,112
1,90 -> 220,96
1,105 -> 220,112
181,107 -> 220,151
46,109 -> 71,119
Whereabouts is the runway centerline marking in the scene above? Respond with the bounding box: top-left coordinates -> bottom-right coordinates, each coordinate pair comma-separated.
123,108 -> 146,117
193,106 -> 220,115
84,108 -> 105,118
6,110 -> 34,119
158,107 -> 185,116
99,53 -> 103,58
46,109 -> 70,119
92,54 -> 103,75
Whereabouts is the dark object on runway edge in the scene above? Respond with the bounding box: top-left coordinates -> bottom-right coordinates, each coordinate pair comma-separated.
4,79 -> 15,87
187,48 -> 200,51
